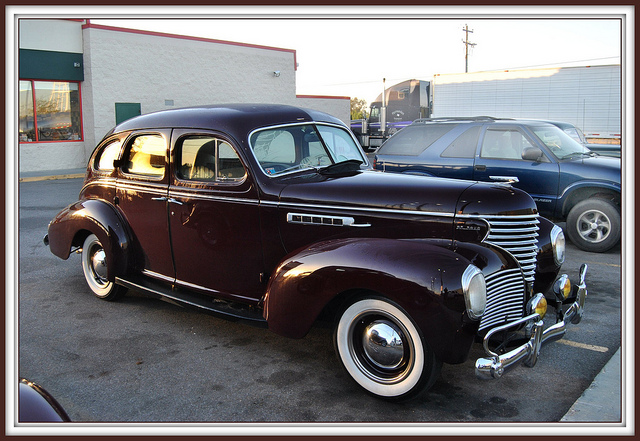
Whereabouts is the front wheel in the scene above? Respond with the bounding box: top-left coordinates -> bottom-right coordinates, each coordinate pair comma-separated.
81,234 -> 127,301
334,297 -> 441,401
566,199 -> 620,253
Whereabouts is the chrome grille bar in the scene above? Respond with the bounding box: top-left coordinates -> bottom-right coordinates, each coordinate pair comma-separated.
483,215 -> 540,283
480,268 -> 526,331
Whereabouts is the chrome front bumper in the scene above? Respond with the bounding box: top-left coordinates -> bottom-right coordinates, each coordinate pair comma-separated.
475,264 -> 588,379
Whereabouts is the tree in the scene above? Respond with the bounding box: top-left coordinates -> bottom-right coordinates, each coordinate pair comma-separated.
350,97 -> 368,120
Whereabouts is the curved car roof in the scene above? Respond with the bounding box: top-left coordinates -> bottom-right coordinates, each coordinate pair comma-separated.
106,103 -> 345,142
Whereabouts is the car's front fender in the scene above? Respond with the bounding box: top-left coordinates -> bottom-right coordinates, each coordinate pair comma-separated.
46,199 -> 131,280
262,237 -> 508,364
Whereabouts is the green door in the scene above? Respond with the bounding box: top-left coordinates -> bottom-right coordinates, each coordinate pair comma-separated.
115,103 -> 141,125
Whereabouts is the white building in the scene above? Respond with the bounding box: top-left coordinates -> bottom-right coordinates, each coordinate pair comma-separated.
18,19 -> 350,174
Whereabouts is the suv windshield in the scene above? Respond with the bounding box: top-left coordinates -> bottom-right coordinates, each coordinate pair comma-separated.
530,125 -> 592,160
249,123 -> 365,176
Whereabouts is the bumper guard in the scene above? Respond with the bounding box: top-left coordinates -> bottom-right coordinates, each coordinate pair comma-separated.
475,264 -> 588,379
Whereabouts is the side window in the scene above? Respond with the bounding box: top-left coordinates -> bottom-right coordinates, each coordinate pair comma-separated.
94,138 -> 123,172
177,136 -> 245,182
123,134 -> 167,177
377,124 -> 458,156
480,128 -> 534,160
441,126 -> 481,158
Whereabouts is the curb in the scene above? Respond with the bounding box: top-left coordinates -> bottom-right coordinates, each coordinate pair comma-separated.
19,169 -> 86,183
560,347 -> 622,422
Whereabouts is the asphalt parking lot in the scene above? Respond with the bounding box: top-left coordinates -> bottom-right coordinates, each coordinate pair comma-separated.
14,176 -> 625,434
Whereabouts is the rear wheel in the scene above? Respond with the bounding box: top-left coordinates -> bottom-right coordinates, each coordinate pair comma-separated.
81,234 -> 127,301
566,199 -> 620,253
334,297 -> 441,401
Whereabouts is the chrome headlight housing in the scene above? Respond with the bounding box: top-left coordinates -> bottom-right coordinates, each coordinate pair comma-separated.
550,225 -> 566,266
462,265 -> 486,320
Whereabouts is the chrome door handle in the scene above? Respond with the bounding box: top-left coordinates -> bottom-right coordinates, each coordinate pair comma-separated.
490,176 -> 520,183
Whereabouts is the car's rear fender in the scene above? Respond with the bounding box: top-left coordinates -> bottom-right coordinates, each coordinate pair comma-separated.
47,199 -> 131,280
262,237 -> 509,364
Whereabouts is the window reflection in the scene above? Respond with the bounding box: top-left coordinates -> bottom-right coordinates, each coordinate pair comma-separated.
19,80 -> 82,142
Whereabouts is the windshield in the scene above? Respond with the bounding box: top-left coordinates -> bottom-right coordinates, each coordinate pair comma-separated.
249,123 -> 366,176
530,125 -> 592,160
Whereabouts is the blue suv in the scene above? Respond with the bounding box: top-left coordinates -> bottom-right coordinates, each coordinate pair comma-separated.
373,117 -> 621,252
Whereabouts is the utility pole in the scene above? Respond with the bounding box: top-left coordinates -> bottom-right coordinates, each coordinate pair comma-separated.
462,24 -> 476,73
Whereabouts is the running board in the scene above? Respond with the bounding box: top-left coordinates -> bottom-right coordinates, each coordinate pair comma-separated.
115,276 -> 267,326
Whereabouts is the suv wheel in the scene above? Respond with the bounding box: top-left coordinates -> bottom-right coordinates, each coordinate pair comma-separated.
566,199 -> 620,253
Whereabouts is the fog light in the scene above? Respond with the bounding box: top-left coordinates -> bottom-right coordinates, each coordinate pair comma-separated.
553,274 -> 572,301
528,293 -> 547,320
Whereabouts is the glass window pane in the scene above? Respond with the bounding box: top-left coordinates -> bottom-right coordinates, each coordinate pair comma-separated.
377,124 -> 458,156
441,126 -> 480,158
250,129 -> 297,175
95,139 -> 123,171
34,81 -> 82,141
218,141 -> 245,181
179,136 -> 217,180
480,129 -> 534,160
317,125 -> 364,162
124,135 -> 166,177
19,81 -> 35,142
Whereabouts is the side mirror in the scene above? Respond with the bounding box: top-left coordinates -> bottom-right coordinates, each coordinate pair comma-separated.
522,146 -> 544,162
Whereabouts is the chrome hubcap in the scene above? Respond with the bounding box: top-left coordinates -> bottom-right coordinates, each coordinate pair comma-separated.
576,209 -> 611,243
91,248 -> 108,282
362,320 -> 405,369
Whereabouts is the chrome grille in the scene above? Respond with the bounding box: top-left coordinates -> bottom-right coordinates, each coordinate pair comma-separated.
483,215 -> 540,282
479,268 -> 525,331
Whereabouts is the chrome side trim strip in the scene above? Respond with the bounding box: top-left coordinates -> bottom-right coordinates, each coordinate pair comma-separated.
141,269 -> 174,283
287,212 -> 371,228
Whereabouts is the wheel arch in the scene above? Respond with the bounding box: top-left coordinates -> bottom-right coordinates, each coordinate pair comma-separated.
262,237 -> 487,364
47,199 -> 132,280
559,183 -> 621,219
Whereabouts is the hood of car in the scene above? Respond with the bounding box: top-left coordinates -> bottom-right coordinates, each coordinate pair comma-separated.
559,154 -> 621,185
278,170 -> 537,218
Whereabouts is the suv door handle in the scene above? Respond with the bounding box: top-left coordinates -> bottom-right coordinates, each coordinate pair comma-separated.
474,165 -> 487,171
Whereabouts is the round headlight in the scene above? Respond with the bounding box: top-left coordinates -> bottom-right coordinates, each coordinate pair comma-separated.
462,265 -> 486,320
550,225 -> 566,265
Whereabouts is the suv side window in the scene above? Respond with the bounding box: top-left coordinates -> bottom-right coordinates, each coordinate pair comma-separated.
480,128 -> 534,160
94,138 -> 123,172
177,136 -> 246,182
377,124 -> 459,156
122,134 -> 167,177
441,125 -> 481,158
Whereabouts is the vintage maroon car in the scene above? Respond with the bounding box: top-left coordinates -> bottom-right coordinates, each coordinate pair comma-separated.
45,104 -> 588,401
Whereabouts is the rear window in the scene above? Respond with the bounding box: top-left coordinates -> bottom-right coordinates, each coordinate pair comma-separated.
377,124 -> 458,155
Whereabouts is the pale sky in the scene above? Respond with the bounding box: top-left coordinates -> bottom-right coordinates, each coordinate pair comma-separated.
92,9 -> 623,104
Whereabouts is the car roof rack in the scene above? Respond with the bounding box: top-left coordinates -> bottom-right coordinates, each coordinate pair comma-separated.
411,116 -> 515,124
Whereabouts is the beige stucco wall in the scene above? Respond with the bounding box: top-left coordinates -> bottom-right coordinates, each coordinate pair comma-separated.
81,25 -> 298,159
295,95 -> 351,125
19,21 -> 351,174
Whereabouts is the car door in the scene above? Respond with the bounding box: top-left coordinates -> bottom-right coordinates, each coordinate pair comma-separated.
167,130 -> 264,303
472,125 -> 560,217
115,130 -> 174,281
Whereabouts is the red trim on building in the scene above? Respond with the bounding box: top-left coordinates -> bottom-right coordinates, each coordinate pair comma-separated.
297,94 -> 351,100
82,22 -> 298,70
